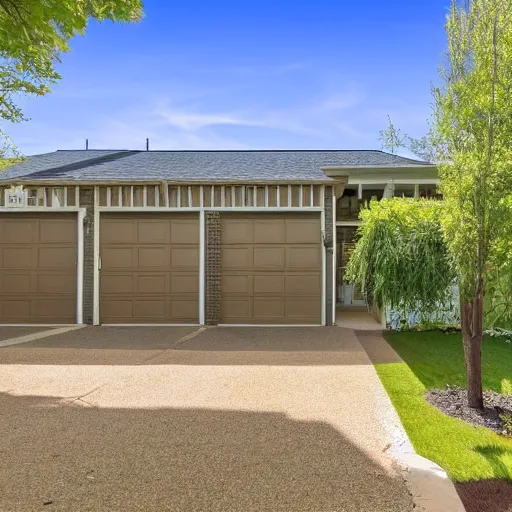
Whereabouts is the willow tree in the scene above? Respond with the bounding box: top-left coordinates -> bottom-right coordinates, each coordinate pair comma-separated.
432,0 -> 512,408
345,199 -> 455,321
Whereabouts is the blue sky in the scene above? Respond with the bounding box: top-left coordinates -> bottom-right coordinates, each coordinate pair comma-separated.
5,0 -> 450,155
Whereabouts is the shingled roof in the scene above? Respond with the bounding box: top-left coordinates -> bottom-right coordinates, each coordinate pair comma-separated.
4,149 -> 433,182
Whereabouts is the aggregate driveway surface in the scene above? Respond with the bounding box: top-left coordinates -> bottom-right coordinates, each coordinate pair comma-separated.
0,326 -> 413,512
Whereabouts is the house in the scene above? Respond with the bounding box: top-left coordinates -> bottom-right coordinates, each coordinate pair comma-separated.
0,149 -> 437,326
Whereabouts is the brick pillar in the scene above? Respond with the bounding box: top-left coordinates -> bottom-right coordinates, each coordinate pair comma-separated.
205,211 -> 221,325
324,188 -> 334,326
80,187 -> 95,324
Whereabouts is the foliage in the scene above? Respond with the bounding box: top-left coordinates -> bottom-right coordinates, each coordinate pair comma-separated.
380,116 -> 441,163
485,327 -> 512,344
345,198 -> 455,319
0,0 -> 143,123
376,0 -> 512,408
378,116 -> 406,155
500,412 -> 512,435
377,331 -> 512,482
485,195 -> 512,329
435,0 -> 512,306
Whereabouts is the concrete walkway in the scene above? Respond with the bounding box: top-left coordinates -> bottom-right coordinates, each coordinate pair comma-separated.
0,326 -> 413,512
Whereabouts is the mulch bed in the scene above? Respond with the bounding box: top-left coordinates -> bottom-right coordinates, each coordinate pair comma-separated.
426,386 -> 512,435
456,480 -> 512,512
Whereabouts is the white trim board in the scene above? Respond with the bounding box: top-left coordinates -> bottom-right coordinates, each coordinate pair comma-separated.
77,209 -> 85,324
199,210 -> 205,325
97,207 -> 324,212
0,324 -> 81,327
218,324 -> 323,327
320,186 -> 326,327
101,324 -> 201,327
0,207 -> 85,213
93,187 -> 100,325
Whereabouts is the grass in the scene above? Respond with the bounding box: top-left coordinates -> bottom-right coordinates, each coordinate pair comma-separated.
378,330 -> 512,482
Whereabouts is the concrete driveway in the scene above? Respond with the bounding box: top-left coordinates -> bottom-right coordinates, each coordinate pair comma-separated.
0,326 -> 413,512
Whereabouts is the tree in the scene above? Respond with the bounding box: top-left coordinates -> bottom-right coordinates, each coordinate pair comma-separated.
345,199 -> 455,324
379,0 -> 512,409
0,0 -> 143,124
434,0 -> 512,409
379,116 -> 406,155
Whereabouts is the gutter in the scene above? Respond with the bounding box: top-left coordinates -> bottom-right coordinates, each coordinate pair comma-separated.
321,164 -> 438,178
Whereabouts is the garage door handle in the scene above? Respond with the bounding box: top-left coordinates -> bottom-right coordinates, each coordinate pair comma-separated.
98,256 -> 102,270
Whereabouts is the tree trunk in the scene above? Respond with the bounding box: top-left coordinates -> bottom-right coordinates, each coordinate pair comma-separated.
460,281 -> 484,409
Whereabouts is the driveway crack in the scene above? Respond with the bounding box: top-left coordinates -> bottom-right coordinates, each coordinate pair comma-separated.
140,326 -> 211,364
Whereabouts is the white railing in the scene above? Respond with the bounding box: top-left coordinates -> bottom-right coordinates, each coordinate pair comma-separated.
97,184 -> 323,209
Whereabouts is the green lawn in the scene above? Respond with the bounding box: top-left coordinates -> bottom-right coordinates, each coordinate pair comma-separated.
378,331 -> 512,482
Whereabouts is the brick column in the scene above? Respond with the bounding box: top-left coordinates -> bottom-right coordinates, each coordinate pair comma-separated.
205,211 -> 221,325
324,188 -> 334,326
80,187 -> 95,324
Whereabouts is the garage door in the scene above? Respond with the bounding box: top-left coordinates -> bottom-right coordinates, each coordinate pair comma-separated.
220,213 -> 322,324
0,213 -> 77,324
100,213 -> 199,324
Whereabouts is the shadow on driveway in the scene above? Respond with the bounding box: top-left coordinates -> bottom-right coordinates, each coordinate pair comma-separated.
0,326 -> 372,366
0,392 -> 412,512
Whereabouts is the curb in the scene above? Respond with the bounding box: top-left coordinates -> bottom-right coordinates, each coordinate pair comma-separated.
362,332 -> 466,512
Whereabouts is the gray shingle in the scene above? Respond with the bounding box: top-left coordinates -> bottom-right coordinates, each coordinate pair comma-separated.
4,149 -> 432,182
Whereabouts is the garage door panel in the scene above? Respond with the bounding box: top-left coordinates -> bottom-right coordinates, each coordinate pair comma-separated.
1,273 -> 31,293
254,219 -> 285,243
3,248 -> 32,268
253,275 -> 284,295
253,298 -> 284,319
253,247 -> 285,269
0,214 -> 77,324
37,274 -> 77,294
286,247 -> 321,268
38,247 -> 75,268
1,300 -> 30,319
221,298 -> 252,320
222,247 -> 252,269
100,214 -> 199,324
222,274 -> 252,295
221,214 -> 321,325
220,219 -> 254,244
102,274 -> 134,294
170,247 -> 199,268
286,298 -> 321,320
285,218 -> 320,244
39,219 -> 76,243
137,274 -> 167,293
170,220 -> 200,244
101,220 -> 136,244
138,221 -> 170,243
1,220 -> 35,243
138,247 -> 169,269
101,300 -> 133,320
133,300 -> 166,319
170,300 -> 199,321
33,298 -> 76,319
102,248 -> 134,269
285,274 -> 321,296
170,274 -> 198,294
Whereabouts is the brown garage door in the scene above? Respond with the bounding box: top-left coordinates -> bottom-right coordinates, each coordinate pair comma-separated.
100,213 -> 199,324
0,213 -> 77,324
221,213 -> 322,324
